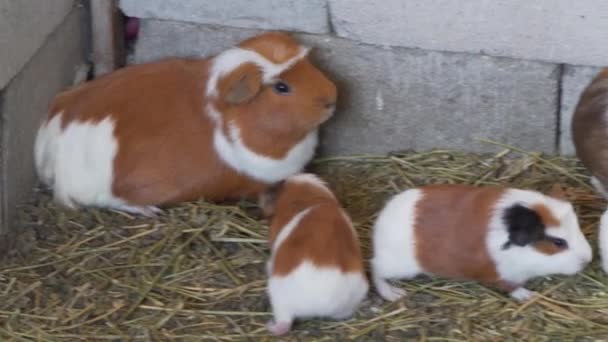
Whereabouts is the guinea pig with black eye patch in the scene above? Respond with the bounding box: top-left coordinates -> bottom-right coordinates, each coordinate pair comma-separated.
370,184 -> 592,302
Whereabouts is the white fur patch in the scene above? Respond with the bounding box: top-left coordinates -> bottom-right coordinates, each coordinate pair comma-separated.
510,287 -> 536,302
591,176 -> 608,199
270,207 -> 313,255
34,114 -> 63,186
370,189 -> 423,288
598,208 -> 608,273
34,113 -> 127,209
268,261 -> 368,323
487,189 -> 592,285
206,46 -> 310,97
212,119 -> 318,183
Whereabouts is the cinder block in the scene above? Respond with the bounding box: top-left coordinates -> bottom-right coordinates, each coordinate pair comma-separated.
329,0 -> 608,67
1,8 -> 86,236
132,20 -> 264,64
303,36 -> 561,155
119,0 -> 330,34
559,65 -> 603,155
0,0 -> 75,88
130,19 -> 560,156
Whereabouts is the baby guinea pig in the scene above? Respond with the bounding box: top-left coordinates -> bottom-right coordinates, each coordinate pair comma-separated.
259,173 -> 368,336
371,184 -> 592,302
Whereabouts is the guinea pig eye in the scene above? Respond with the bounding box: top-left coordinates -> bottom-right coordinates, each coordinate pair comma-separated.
273,81 -> 291,95
549,237 -> 568,249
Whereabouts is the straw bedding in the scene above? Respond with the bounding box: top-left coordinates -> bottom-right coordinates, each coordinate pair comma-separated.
1,143 -> 608,341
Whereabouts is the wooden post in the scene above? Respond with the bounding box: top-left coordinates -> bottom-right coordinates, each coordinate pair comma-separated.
90,0 -> 124,77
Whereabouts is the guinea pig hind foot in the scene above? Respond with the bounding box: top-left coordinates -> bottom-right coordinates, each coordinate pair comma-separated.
373,275 -> 407,301
266,319 -> 292,336
509,287 -> 537,302
116,204 -> 164,217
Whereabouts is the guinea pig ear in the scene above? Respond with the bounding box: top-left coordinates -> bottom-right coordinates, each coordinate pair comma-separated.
218,62 -> 263,105
502,204 -> 546,248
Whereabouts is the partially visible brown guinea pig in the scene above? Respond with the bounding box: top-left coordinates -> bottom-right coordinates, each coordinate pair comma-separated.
572,67 -> 608,198
572,67 -> 608,273
34,32 -> 337,216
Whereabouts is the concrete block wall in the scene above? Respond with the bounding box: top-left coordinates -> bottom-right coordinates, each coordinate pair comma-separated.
119,0 -> 605,156
0,1 -> 88,238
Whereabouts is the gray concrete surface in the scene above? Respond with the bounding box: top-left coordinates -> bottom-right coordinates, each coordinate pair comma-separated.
559,65 -> 602,155
130,19 -> 560,156
0,0 -> 76,89
1,7 -> 86,236
132,20 -> 262,63
119,0 -> 330,34
329,0 -> 608,67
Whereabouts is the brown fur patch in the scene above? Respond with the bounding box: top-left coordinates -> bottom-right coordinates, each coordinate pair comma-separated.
532,203 -> 567,255
42,32 -> 337,206
572,67 -> 608,188
531,203 -> 560,228
532,240 -> 564,255
269,178 -> 364,276
414,184 -> 505,286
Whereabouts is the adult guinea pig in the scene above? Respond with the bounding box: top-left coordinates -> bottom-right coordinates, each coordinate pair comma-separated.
34,32 -> 337,216
371,184 -> 592,302
571,68 -> 608,272
259,173 -> 368,336
572,68 -> 608,199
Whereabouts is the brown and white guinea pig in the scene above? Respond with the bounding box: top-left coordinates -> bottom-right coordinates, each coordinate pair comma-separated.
571,68 -> 608,272
572,68 -> 608,199
259,173 -> 368,336
371,184 -> 592,302
33,32 -> 337,216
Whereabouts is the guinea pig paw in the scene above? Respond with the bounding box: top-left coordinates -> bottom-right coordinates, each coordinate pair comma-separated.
266,320 -> 292,336
374,277 -> 407,301
509,287 -> 537,302
382,286 -> 407,302
117,205 -> 164,218
53,193 -> 79,211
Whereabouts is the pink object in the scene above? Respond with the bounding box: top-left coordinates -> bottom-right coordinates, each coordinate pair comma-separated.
125,17 -> 140,41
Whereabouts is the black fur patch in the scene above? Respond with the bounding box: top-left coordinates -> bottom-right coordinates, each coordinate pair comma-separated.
502,204 -> 545,248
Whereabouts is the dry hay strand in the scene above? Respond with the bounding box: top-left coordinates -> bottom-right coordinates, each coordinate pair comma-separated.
1,146 -> 608,341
